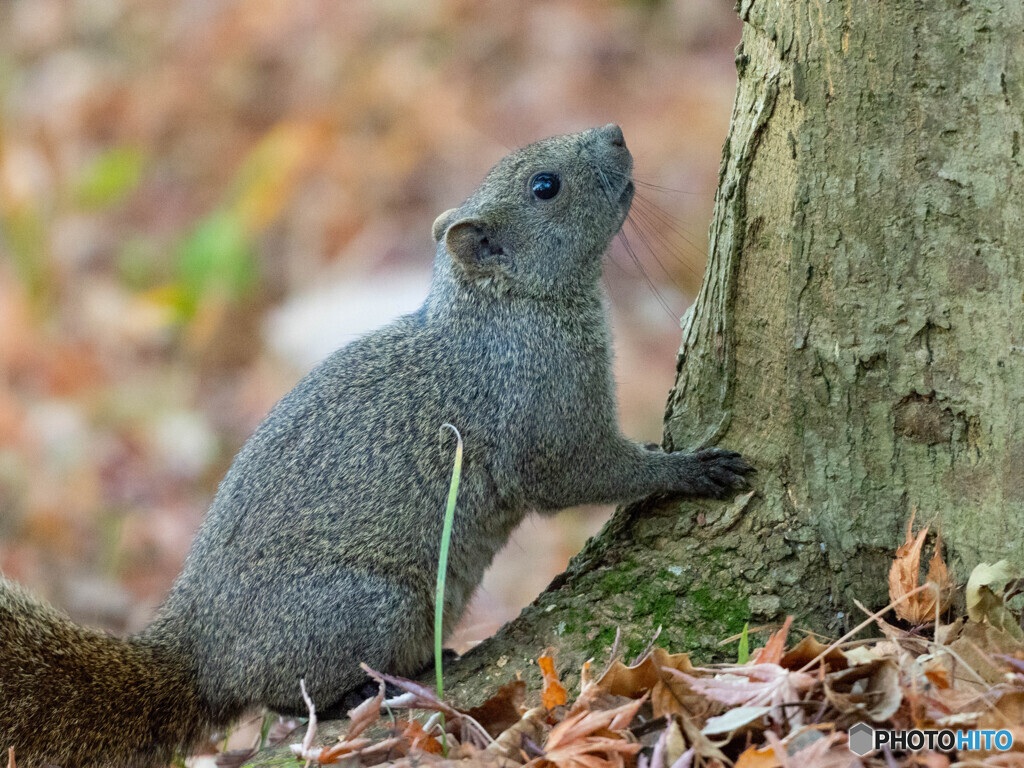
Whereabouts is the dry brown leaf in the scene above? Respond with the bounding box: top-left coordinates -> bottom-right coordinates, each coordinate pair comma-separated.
949,620 -> 1024,685
547,696 -> 645,748
823,658 -> 903,722
920,654 -> 953,690
974,691 -> 1024,755
733,744 -> 781,768
676,715 -> 730,765
779,634 -> 848,673
523,697 -> 647,768
888,514 -> 953,624
463,680 -> 528,738
752,616 -> 793,665
398,718 -> 444,755
346,678 -> 387,738
486,706 -> 548,762
582,647 -> 703,719
540,652 -> 569,709
778,729 -> 861,768
532,708 -> 642,768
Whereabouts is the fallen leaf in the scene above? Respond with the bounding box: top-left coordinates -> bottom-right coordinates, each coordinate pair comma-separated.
540,652 -> 569,709
974,691 -> 1024,755
463,679 -> 528,738
733,744 -> 781,768
530,697 -> 645,768
486,706 -> 548,762
582,647 -> 705,719
780,634 -> 848,673
752,616 -> 793,665
676,664 -> 816,727
398,718 -> 444,755
823,658 -> 903,722
888,515 -> 953,625
966,560 -> 1024,639
949,620 -> 1024,685
700,706 -> 771,736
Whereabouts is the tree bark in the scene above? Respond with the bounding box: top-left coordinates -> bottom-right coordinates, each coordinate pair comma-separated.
452,0 -> 1023,695
252,0 -> 1023,758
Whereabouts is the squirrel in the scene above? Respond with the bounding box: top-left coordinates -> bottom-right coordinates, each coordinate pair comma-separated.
0,124 -> 752,768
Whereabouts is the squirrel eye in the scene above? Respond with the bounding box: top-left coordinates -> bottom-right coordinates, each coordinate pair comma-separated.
529,172 -> 561,200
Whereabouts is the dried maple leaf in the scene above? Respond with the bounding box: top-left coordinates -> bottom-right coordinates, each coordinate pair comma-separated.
486,706 -> 548,762
361,664 -> 492,747
536,736 -> 640,768
888,514 -> 953,624
580,648 -> 704,719
529,698 -> 645,768
823,658 -> 903,722
540,651 -> 569,709
648,717 -> 688,768
675,663 -> 816,728
751,616 -> 793,665
463,679 -> 528,738
733,744 -> 781,768
779,634 -> 847,673
398,718 -> 444,755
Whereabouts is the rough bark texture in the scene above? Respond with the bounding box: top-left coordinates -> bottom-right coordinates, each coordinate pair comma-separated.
250,1 -> 1023,759
449,0 -> 1023,695
663,0 -> 1024,639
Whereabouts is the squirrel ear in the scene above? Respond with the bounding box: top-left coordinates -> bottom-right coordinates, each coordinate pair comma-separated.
444,219 -> 507,270
432,208 -> 459,242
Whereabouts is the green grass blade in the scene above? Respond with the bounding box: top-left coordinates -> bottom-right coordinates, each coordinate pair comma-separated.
434,423 -> 463,754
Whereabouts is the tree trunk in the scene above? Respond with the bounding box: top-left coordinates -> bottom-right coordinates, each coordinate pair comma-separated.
452,0 -> 1023,694
252,1 -> 1023,757
664,0 -> 1024,636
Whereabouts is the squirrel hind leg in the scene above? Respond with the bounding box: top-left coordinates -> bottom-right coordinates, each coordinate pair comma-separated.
227,569 -> 430,718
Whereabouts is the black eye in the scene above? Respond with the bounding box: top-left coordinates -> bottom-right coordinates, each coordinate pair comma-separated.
530,172 -> 561,200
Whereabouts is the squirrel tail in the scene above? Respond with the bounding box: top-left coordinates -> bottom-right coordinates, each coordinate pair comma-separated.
0,577 -> 213,768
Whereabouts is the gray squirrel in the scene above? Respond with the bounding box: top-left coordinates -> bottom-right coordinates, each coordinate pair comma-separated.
0,124 -> 751,768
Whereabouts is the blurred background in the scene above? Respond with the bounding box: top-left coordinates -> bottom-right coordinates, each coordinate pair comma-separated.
0,0 -> 740,648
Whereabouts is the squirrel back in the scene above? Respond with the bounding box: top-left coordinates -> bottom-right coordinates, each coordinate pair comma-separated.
0,125 -> 750,767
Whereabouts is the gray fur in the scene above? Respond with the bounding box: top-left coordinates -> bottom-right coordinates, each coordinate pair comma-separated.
0,125 -> 751,766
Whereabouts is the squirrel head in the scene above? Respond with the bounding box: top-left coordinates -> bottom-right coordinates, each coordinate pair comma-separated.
431,124 -> 634,300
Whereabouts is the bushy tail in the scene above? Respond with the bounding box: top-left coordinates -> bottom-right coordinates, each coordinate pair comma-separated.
0,578 -> 211,768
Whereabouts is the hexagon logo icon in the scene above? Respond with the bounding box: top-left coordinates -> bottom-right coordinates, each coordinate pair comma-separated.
848,723 -> 874,756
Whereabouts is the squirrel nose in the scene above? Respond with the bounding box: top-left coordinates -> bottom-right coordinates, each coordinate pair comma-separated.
601,123 -> 626,148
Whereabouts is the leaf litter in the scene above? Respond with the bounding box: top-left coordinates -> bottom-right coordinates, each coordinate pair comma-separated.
286,520 -> 1024,768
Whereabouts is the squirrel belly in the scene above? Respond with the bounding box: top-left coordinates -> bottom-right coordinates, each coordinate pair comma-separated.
0,125 -> 751,767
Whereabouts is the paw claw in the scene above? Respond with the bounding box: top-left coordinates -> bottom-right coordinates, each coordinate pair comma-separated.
667,446 -> 755,500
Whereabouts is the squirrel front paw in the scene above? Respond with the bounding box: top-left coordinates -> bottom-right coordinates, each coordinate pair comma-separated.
667,447 -> 753,499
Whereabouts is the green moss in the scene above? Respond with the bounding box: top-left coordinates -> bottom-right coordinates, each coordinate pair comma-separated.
588,625 -> 618,659
556,604 -> 593,637
635,589 -> 677,630
685,586 -> 751,648
597,563 -> 637,595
